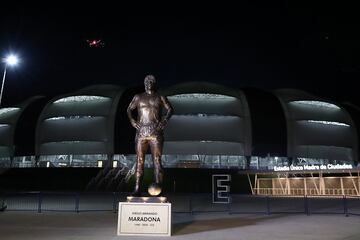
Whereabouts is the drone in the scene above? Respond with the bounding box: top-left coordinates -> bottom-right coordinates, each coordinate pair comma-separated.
86,39 -> 105,48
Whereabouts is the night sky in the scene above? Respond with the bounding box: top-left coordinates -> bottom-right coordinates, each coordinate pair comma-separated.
1,3 -> 359,107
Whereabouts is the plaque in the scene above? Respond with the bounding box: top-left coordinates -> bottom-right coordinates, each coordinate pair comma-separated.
117,201 -> 171,236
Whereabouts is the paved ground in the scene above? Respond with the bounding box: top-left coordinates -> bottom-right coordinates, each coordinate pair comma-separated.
1,211 -> 360,240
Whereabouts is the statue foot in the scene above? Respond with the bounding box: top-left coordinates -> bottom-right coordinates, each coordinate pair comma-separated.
130,191 -> 141,197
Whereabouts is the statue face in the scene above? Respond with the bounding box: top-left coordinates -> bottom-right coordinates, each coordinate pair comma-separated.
144,75 -> 156,92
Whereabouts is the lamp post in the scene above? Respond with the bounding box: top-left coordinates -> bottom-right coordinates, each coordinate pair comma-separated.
0,54 -> 19,106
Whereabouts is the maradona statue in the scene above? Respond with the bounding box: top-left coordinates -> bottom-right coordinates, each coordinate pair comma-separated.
127,75 -> 173,196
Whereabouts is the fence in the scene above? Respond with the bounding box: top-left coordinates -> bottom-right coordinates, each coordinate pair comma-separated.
255,188 -> 360,196
1,192 -> 360,217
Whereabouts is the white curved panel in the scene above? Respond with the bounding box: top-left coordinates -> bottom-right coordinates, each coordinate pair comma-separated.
0,108 -> 20,117
275,90 -> 358,163
164,115 -> 244,142
169,94 -> 236,100
45,116 -> 94,121
53,95 -> 110,103
289,101 -> 340,110
305,120 -> 350,127
168,97 -> 244,116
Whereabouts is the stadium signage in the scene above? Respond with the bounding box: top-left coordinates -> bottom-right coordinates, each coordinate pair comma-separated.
212,174 -> 231,203
274,164 -> 353,172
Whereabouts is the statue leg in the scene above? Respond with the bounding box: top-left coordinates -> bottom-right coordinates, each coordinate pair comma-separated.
149,137 -> 164,185
132,138 -> 149,196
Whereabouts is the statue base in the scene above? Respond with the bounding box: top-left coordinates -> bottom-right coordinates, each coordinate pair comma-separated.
126,196 -> 167,203
117,197 -> 171,236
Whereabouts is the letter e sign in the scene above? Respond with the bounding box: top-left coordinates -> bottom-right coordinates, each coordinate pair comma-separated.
212,174 -> 231,203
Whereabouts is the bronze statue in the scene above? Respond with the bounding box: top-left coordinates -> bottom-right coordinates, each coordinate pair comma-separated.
127,75 -> 173,196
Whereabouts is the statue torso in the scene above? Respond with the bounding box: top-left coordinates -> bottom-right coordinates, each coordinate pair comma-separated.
137,93 -> 162,125
136,93 -> 163,138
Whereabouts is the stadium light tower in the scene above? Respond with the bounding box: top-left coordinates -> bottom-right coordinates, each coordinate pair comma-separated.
0,54 -> 19,106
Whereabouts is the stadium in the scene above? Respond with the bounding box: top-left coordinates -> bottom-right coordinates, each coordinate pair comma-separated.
0,82 -> 359,196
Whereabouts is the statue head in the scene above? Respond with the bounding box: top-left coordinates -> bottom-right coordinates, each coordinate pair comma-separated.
144,75 -> 156,93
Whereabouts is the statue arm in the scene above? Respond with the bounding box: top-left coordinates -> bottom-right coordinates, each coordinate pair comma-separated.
159,96 -> 173,130
127,95 -> 140,129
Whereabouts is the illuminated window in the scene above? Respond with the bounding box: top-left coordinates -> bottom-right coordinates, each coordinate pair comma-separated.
46,117 -> 66,121
113,160 -> 118,168
97,160 -> 103,168
0,107 -> 20,116
58,141 -> 82,144
306,120 -> 350,127
46,116 -> 94,121
173,114 -> 240,119
54,95 -> 109,103
169,93 -> 235,100
290,101 -> 340,109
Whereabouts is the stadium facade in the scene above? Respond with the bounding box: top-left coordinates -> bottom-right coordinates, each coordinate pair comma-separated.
1,82 -> 360,195
1,82 -> 358,168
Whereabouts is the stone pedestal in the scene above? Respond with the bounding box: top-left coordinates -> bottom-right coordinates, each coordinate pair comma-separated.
117,197 -> 171,236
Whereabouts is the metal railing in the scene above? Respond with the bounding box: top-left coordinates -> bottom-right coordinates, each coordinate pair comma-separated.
1,192 -> 360,217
